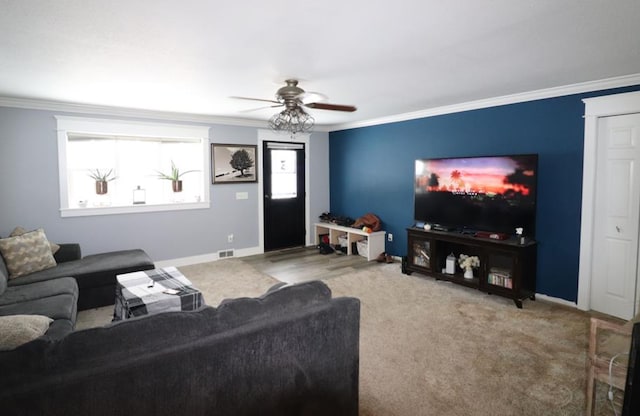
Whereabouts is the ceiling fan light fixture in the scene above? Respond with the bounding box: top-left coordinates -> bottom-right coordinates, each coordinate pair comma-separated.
268,107 -> 315,135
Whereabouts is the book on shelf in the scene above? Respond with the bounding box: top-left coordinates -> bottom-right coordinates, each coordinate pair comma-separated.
488,267 -> 513,289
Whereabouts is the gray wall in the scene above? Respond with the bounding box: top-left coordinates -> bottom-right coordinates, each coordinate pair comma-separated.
0,107 -> 330,262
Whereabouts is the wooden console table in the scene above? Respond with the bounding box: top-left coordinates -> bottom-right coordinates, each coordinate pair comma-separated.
314,223 -> 386,261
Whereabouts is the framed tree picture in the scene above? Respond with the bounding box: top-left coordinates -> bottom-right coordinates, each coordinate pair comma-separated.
211,144 -> 258,184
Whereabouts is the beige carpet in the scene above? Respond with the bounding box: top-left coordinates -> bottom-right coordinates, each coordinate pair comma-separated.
327,264 -> 589,416
76,258 -> 607,416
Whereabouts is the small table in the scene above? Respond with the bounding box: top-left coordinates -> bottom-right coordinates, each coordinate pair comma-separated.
113,267 -> 205,321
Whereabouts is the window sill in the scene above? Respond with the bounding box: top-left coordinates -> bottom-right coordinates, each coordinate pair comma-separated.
60,201 -> 210,217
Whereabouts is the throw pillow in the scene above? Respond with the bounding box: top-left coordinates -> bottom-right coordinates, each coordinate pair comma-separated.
0,229 -> 57,279
10,226 -> 60,255
0,314 -> 53,351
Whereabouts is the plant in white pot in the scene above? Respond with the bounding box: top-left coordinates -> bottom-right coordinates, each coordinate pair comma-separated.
458,254 -> 480,279
156,161 -> 198,192
88,169 -> 117,195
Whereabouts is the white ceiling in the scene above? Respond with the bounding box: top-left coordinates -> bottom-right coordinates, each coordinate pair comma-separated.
1,1 -> 639,129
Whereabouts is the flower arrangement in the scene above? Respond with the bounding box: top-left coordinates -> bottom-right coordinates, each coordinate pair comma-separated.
458,254 -> 480,270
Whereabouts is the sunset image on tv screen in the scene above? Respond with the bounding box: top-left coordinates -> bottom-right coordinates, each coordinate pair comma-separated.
414,154 -> 538,234
415,156 -> 536,198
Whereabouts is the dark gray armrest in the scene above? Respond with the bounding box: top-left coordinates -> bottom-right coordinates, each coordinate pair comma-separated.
54,244 -> 82,263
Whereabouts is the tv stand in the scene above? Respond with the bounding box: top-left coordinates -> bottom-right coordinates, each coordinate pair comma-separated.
404,228 -> 537,308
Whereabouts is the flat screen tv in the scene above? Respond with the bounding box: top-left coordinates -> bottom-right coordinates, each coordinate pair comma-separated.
414,154 -> 538,236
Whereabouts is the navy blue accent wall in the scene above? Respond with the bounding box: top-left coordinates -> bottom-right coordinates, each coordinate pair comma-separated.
329,86 -> 640,302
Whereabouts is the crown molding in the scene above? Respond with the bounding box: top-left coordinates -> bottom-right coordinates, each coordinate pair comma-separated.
0,95 -> 338,132
0,96 -> 267,128
1,73 -> 639,132
326,73 -> 640,132
0,94 -> 335,132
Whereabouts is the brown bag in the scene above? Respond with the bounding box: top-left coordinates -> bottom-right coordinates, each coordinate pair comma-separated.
352,213 -> 381,231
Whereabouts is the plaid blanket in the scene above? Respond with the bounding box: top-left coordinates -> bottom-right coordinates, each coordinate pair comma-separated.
113,267 -> 205,321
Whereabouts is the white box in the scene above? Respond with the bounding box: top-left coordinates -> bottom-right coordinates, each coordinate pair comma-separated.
338,235 -> 348,247
357,240 -> 368,258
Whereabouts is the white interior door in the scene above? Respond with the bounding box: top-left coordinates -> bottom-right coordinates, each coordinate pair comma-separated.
591,113 -> 640,320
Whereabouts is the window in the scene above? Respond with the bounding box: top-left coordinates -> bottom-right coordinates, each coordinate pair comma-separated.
270,149 -> 297,199
56,116 -> 210,217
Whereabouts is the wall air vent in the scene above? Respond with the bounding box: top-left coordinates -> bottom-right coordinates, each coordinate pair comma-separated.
218,249 -> 234,259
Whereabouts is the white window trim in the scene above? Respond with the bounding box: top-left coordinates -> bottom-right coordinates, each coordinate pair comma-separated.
56,116 -> 211,217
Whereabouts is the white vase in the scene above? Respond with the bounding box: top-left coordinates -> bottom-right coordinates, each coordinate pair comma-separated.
464,268 -> 474,279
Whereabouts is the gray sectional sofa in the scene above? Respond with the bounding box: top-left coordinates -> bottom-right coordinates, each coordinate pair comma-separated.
0,243 -> 155,341
0,280 -> 361,415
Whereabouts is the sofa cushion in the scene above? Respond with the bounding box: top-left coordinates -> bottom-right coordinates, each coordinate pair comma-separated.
216,279 -> 331,325
8,249 -> 154,288
0,229 -> 57,279
30,280 -> 333,367
10,226 -> 60,255
0,277 -> 78,307
0,314 -> 53,351
0,293 -> 77,323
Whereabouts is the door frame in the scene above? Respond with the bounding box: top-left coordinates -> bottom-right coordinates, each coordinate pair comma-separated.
257,130 -> 311,253
578,90 -> 640,311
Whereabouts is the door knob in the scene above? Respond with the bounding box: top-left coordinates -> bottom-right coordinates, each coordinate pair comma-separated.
616,225 -> 621,233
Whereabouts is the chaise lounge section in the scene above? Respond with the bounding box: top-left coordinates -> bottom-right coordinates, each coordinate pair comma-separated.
6,244 -> 155,310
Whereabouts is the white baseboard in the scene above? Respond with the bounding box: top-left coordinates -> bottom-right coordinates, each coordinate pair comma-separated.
154,246 -> 262,268
535,293 -> 578,308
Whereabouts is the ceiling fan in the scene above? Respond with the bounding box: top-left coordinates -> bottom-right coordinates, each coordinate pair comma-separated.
232,79 -> 357,113
231,79 -> 356,135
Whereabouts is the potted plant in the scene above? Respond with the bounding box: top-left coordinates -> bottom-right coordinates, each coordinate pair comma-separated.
88,169 -> 117,195
156,161 -> 198,192
458,254 -> 480,279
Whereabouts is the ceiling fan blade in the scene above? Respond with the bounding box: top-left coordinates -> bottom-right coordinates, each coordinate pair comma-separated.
305,102 -> 357,112
230,96 -> 281,105
239,104 -> 284,113
297,91 -> 328,105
